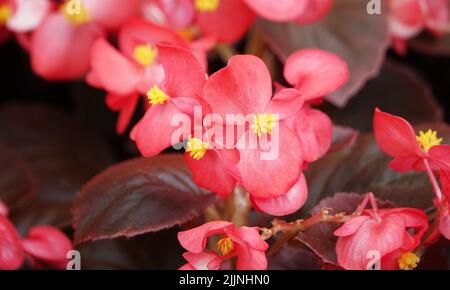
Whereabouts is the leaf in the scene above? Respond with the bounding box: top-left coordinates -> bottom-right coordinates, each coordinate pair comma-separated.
268,245 -> 321,270
0,104 -> 114,230
257,0 -> 389,107
0,142 -> 36,212
73,154 -> 217,244
304,125 -> 450,212
321,61 -> 443,132
329,125 -> 359,153
297,192 -> 392,266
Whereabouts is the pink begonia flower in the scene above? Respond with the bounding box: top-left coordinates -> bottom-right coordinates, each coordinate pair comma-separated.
30,0 -> 138,80
178,221 -> 268,270
0,208 -> 24,270
201,55 -> 307,216
334,193 -> 429,270
131,43 -> 205,157
374,108 -> 450,173
88,19 -> 190,134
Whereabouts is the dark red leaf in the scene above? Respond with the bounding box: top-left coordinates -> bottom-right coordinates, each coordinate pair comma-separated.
0,142 -> 36,212
73,155 -> 217,244
268,245 -> 321,270
257,0 -> 389,107
321,61 -> 443,132
410,33 -> 450,57
0,104 -> 114,230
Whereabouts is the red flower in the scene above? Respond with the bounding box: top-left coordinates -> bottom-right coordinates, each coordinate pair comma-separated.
334,193 -> 429,270
178,221 -> 268,270
243,0 -> 333,24
88,19 -> 189,134
131,43 -> 206,157
0,201 -> 73,270
201,54 -> 307,216
30,0 -> 138,80
438,170 -> 450,239
374,108 -> 450,173
283,49 -> 349,163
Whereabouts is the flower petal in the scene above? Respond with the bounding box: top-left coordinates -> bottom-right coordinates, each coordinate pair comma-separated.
177,221 -> 234,253
251,173 -> 308,216
243,0 -> 308,22
284,49 -> 349,101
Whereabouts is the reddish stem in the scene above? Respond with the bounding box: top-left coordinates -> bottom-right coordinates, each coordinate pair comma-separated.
423,158 -> 442,201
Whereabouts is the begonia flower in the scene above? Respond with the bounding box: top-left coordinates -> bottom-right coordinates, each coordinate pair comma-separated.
88,19 -> 190,134
178,221 -> 268,270
201,54 -> 307,216
131,43 -> 206,157
334,193 -> 429,270
30,0 -> 138,80
438,170 -> 450,239
374,108 -> 450,173
0,203 -> 24,270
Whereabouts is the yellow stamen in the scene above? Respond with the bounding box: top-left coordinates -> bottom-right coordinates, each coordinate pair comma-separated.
133,44 -> 158,67
398,252 -> 420,270
61,1 -> 90,26
195,0 -> 220,12
0,4 -> 11,25
217,237 -> 234,256
147,85 -> 169,105
416,129 -> 443,152
251,113 -> 277,138
186,138 -> 209,160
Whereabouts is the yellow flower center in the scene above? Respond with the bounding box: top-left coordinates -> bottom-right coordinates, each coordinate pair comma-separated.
416,129 -> 443,152
0,4 -> 11,25
195,0 -> 220,12
398,252 -> 420,270
186,138 -> 209,160
178,27 -> 198,41
61,0 -> 90,26
133,44 -> 158,67
147,85 -> 169,105
217,237 -> 234,256
251,113 -> 277,138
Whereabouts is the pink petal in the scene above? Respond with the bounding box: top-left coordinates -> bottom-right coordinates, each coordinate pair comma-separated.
288,108 -> 332,163
389,0 -> 427,38
157,43 -> 206,98
265,88 -> 304,120
235,246 -> 267,270
6,0 -> 50,33
118,18 -> 187,58
184,150 -> 236,198
425,0 -> 450,36
373,108 -> 423,158
243,0 -> 308,22
0,216 -> 23,270
439,209 -> 450,240
30,13 -> 103,80
233,226 -> 269,252
197,0 -> 255,44
177,221 -> 234,253
428,145 -> 450,171
440,170 -> 450,200
90,38 -> 142,96
238,123 -> 303,198
389,156 -> 422,173
106,93 -> 140,134
131,101 -> 186,157
21,226 -> 72,266
251,173 -> 308,216
284,49 -> 350,101
182,252 -> 222,270
334,216 -> 371,237
203,55 -> 272,118
84,0 -> 138,30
